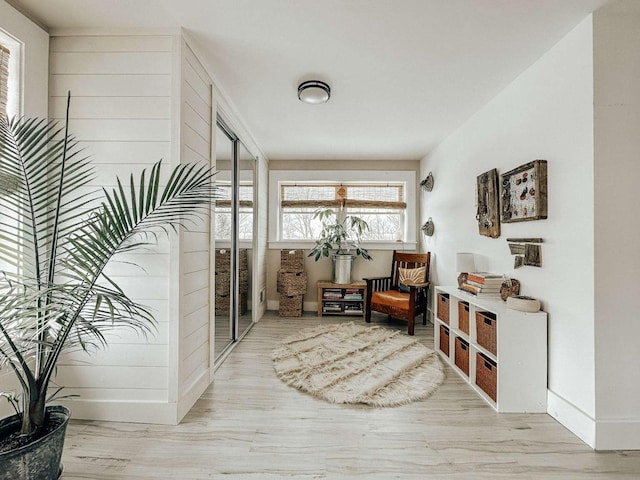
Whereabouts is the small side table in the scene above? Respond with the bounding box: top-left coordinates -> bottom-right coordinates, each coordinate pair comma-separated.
317,280 -> 367,318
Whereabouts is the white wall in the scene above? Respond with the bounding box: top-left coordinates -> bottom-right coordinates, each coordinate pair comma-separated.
49,33 -> 178,424
420,18 -> 598,444
0,0 -> 49,421
593,0 -> 640,450
176,39 -> 214,421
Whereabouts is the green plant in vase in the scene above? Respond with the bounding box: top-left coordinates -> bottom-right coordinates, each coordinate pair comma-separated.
0,95 -> 218,479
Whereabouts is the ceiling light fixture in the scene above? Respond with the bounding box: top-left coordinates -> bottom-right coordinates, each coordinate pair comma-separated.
298,80 -> 330,104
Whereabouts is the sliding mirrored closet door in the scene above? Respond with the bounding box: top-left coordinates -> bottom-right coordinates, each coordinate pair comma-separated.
214,117 -> 256,362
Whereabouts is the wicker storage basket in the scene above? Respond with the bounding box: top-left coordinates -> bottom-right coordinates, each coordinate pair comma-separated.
458,301 -> 470,334
439,324 -> 450,356
476,352 -> 497,401
239,270 -> 249,294
215,292 -> 248,315
454,337 -> 470,376
279,294 -> 304,317
215,293 -> 230,315
215,248 -> 248,272
277,271 -> 308,296
215,249 -> 231,272
437,293 -> 450,324
280,249 -> 305,272
476,311 -> 497,355
215,271 -> 231,295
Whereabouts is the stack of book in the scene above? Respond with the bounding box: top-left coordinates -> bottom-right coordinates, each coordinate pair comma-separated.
343,288 -> 363,300
459,272 -> 504,297
323,288 -> 343,300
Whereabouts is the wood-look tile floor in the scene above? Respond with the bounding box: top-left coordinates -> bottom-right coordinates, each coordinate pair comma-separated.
61,312 -> 640,479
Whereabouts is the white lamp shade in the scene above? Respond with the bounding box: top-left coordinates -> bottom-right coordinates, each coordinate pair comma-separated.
456,252 -> 476,273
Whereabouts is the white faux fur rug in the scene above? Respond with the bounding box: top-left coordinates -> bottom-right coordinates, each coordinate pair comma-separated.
272,322 -> 445,407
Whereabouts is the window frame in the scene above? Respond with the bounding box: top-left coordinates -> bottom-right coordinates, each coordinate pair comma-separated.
268,170 -> 418,251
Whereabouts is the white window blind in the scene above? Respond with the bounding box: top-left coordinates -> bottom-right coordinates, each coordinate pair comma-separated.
279,183 -> 406,241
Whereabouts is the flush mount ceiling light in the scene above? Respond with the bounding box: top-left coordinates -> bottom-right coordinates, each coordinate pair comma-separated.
298,80 -> 330,104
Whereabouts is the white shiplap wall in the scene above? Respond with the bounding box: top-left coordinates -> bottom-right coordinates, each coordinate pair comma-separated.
50,34 -> 178,424
176,39 -> 214,421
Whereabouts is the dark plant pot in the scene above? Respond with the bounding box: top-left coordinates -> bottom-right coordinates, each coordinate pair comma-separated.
0,405 -> 70,480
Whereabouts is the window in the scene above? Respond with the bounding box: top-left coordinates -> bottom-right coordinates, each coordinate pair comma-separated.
0,44 -> 9,114
214,182 -> 254,241
269,170 -> 417,250
280,183 -> 405,242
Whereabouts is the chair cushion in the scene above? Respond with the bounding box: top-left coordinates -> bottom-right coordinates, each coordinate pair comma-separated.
371,290 -> 410,311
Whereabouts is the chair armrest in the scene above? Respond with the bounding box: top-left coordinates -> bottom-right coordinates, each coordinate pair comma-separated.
363,276 -> 392,294
362,276 -> 391,282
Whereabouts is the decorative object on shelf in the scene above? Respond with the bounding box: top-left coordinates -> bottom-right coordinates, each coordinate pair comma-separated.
307,208 -> 372,284
460,271 -> 503,298
421,217 -> 435,236
476,168 -> 501,238
499,278 -> 520,301
297,80 -> 330,104
501,159 -> 548,223
272,322 -> 445,407
507,237 -> 544,268
455,252 -> 476,288
506,295 -> 541,312
420,171 -> 434,191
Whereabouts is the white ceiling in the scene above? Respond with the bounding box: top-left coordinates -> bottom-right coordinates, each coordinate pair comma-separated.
12,0 -> 613,161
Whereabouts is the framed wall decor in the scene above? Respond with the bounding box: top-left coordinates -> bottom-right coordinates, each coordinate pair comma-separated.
500,159 -> 547,223
476,168 -> 500,238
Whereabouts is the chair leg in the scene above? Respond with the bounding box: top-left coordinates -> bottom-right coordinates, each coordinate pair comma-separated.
365,307 -> 371,324
422,309 -> 427,325
407,317 -> 415,336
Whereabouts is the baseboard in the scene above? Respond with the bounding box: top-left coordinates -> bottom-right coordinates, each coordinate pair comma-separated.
547,389 -> 596,448
58,399 -> 178,425
177,369 -> 212,422
595,418 -> 640,450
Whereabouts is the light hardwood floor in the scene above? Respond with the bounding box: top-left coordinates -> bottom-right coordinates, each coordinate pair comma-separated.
61,312 -> 640,479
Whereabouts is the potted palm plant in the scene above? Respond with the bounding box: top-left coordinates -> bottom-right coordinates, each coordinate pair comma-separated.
0,96 -> 218,479
308,208 -> 372,284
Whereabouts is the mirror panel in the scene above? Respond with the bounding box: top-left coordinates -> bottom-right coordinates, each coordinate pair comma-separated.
214,123 -> 234,360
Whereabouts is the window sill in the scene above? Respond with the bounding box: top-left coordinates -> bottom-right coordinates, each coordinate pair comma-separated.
268,241 -> 418,251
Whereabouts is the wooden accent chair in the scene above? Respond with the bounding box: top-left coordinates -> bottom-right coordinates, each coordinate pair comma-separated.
364,251 -> 431,335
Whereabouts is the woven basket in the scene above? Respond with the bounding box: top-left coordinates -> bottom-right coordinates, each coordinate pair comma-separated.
280,249 -> 305,272
476,352 -> 497,401
215,292 -> 248,315
239,270 -> 249,294
457,301 -> 469,334
437,293 -> 450,324
476,311 -> 497,355
277,271 -> 308,296
215,271 -> 231,295
454,336 -> 469,376
215,248 -> 248,272
439,324 -> 450,356
215,249 -> 231,272
279,293 -> 304,317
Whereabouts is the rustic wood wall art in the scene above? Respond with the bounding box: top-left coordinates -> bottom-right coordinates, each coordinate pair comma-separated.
507,237 -> 544,268
501,160 -> 547,223
476,168 -> 500,238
